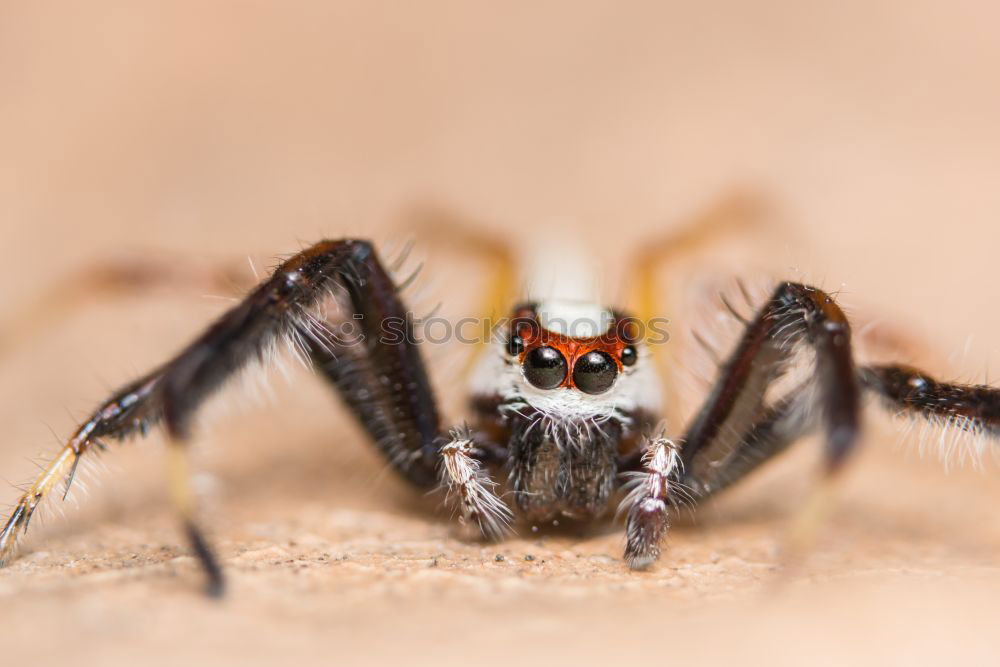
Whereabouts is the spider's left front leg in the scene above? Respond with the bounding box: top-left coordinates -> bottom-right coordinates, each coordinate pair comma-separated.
623,282 -> 862,567
621,427 -> 682,569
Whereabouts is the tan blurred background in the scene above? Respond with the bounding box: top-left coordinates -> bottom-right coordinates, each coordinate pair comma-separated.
2,2 -> 1000,665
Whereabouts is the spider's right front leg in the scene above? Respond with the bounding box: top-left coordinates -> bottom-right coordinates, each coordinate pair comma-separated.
437,429 -> 512,540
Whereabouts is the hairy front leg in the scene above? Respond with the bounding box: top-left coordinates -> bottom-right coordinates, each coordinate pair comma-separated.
621,426 -> 681,569
438,429 -> 512,541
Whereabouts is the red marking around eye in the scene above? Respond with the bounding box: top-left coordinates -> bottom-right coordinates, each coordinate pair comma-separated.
509,306 -> 633,390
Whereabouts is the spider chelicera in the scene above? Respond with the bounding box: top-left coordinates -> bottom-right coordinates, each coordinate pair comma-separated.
1,235 -> 997,596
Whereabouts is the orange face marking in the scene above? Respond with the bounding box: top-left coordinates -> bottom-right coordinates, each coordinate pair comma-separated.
509,304 -> 638,391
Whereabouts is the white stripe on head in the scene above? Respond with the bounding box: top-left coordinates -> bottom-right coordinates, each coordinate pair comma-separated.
535,299 -> 614,338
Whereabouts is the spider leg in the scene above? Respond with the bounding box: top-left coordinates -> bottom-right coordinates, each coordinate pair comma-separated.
306,315 -> 513,539
620,281 -> 862,566
437,429 -> 513,540
680,281 -> 860,477
166,442 -> 225,597
298,245 -> 446,487
676,359 -> 1000,496
0,372 -> 160,565
617,392 -> 816,495
1,239 -> 438,594
682,393 -> 816,500
620,427 -> 682,568
860,364 -> 1000,460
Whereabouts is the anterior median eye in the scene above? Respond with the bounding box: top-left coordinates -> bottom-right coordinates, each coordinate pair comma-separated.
573,351 -> 618,394
523,346 -> 567,389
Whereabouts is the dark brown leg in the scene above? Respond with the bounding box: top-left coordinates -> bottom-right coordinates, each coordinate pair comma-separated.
861,364 -> 1000,431
860,364 -> 1000,462
680,392 -> 815,499
622,282 -> 862,566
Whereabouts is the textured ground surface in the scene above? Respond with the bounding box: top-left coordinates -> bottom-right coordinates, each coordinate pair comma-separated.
3,364 -> 1000,666
4,2 -> 1000,665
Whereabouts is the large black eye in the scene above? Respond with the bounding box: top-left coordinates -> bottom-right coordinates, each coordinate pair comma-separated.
523,346 -> 567,389
573,351 -> 618,394
621,345 -> 637,367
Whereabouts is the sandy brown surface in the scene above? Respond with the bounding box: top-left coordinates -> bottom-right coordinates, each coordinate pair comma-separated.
3,2 -> 1000,665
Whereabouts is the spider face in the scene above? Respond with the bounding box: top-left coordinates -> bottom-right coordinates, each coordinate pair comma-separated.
505,299 -> 638,394
470,299 -> 662,424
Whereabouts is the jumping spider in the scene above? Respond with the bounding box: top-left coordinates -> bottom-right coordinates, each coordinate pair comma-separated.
1,236 -> 997,596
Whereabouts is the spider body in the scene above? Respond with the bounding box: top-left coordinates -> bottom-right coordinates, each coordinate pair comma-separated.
464,299 -> 661,528
3,237 -> 1000,595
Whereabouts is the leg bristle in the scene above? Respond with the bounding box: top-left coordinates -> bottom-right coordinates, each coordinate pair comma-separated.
439,432 -> 513,541
621,431 -> 679,570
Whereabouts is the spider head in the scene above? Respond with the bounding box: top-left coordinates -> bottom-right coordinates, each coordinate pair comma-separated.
503,300 -> 640,396
471,299 -> 661,422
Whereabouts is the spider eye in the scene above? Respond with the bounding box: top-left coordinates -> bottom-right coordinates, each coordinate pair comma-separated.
573,351 -> 618,394
621,345 -> 637,367
506,334 -> 525,356
523,346 -> 567,389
